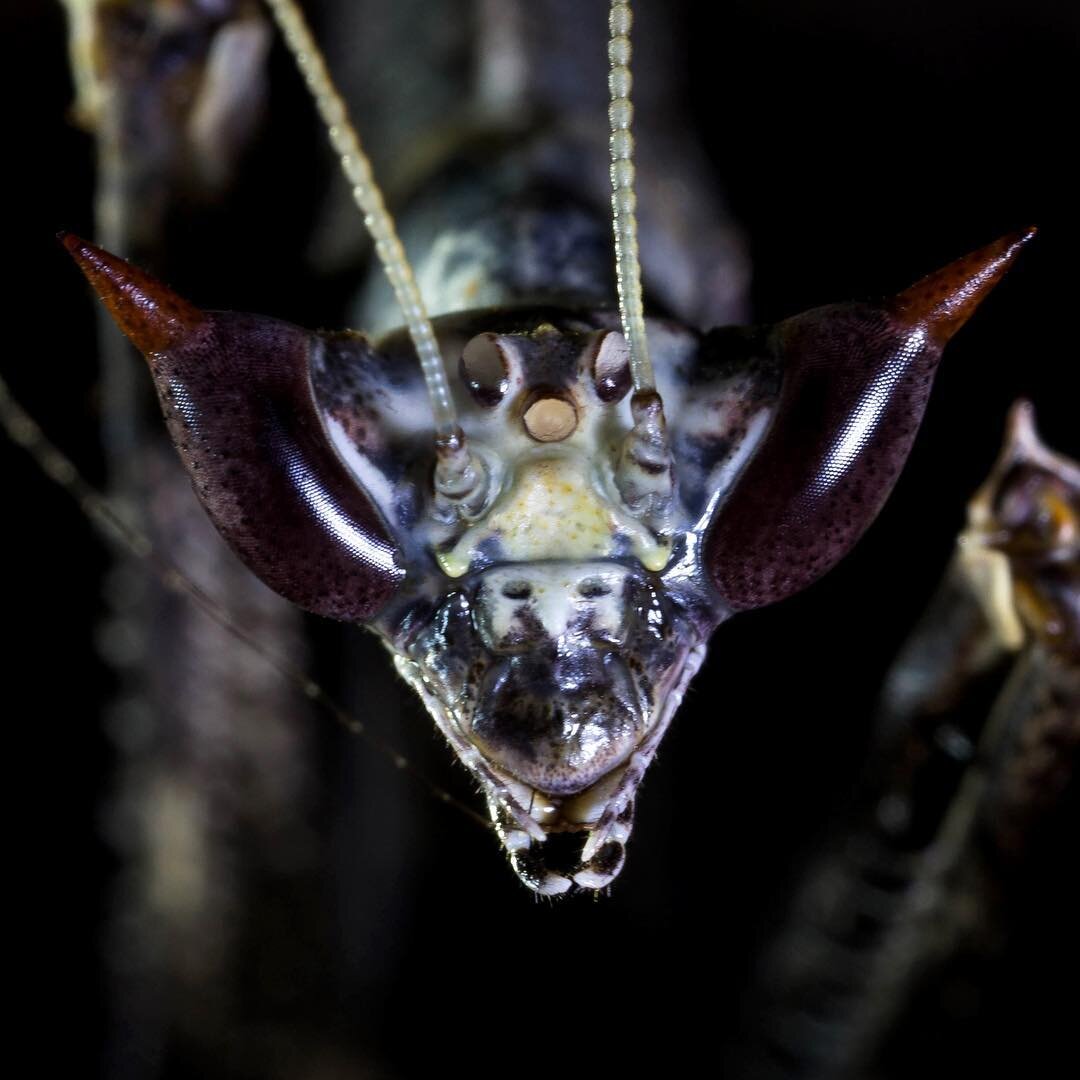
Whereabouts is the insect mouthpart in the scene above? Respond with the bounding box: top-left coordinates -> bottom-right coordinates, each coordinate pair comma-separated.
391,560 -> 708,894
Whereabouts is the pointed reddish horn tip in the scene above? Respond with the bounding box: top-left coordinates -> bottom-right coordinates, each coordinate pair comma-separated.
60,232 -> 206,354
891,226 -> 1037,344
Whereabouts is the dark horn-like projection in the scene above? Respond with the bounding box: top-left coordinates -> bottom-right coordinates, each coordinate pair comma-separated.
706,229 -> 1035,611
61,232 -> 208,351
65,235 -> 405,621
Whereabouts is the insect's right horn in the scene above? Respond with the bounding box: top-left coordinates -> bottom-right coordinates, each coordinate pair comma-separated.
705,228 -> 1035,611
64,235 -> 406,622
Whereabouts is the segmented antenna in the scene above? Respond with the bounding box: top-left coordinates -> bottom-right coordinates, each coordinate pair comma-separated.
607,1 -> 655,393
262,0 -> 458,436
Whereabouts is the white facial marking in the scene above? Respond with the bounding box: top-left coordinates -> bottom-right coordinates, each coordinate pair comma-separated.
326,416 -> 397,519
478,563 -> 630,648
501,829 -> 533,853
560,764 -> 629,825
534,872 -> 573,897
572,868 -> 616,890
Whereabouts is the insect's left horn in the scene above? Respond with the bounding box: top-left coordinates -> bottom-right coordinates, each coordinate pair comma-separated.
64,235 -> 406,621
706,228 -> 1035,611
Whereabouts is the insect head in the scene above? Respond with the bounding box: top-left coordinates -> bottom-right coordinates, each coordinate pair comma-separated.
63,0 -> 1033,893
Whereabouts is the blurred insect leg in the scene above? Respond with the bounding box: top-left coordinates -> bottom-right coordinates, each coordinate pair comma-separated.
59,5 -> 337,1075
734,411 -> 1079,1080
733,564 -> 1014,1079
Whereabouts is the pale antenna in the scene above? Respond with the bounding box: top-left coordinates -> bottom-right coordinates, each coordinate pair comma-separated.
263,0 -> 458,437
607,1 -> 655,394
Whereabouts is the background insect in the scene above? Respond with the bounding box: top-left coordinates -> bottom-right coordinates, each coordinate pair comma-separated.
5,0 -> 1077,1076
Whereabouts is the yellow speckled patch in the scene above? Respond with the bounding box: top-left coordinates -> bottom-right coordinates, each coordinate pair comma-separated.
437,458 -> 614,575
490,459 -> 614,560
435,455 -> 672,578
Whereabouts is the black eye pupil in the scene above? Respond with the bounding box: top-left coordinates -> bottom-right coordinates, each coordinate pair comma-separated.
461,334 -> 510,406
502,582 -> 532,600
578,579 -> 611,598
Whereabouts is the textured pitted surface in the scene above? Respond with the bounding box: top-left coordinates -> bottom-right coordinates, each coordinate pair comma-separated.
64,236 -> 407,621
706,302 -> 942,610
151,312 -> 406,620
705,229 -> 1035,611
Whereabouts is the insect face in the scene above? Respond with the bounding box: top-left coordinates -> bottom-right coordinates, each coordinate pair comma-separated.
64,227 -> 1031,891
364,314 -> 712,893
58,0 -> 1034,894
392,559 -> 705,893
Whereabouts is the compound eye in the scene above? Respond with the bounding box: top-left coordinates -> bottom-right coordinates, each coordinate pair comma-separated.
461,333 -> 510,407
590,329 -> 631,403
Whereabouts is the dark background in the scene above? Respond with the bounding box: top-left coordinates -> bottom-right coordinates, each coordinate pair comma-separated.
5,1 -> 1077,1076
